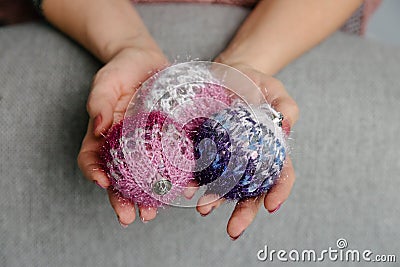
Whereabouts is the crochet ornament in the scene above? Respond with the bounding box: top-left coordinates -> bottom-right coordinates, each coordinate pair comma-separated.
100,111 -> 194,207
100,62 -> 288,208
190,102 -> 286,200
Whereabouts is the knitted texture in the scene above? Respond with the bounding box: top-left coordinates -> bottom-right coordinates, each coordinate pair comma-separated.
101,62 -> 287,204
100,111 -> 194,207
138,62 -> 232,122
191,102 -> 286,200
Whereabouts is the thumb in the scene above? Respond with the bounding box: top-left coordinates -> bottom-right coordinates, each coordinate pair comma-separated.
86,71 -> 121,137
87,51 -> 170,137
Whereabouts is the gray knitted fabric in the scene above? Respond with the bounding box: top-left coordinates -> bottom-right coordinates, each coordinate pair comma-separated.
1,3 -> 399,267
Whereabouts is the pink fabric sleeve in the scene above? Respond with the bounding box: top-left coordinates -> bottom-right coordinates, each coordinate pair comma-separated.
131,0 -> 257,7
362,0 -> 382,34
0,0 -> 382,36
341,0 -> 382,35
132,0 -> 381,36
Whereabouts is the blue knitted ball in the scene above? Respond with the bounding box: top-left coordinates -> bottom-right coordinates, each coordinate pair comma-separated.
191,102 -> 287,200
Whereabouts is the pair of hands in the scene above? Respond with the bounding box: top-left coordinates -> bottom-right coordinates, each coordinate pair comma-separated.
77,46 -> 299,239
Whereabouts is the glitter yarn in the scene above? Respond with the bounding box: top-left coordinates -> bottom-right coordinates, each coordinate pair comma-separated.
100,111 -> 194,207
100,62 -> 289,205
137,62 -> 232,122
192,102 -> 287,200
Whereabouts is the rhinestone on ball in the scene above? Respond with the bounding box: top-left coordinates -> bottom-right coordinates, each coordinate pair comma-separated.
152,178 -> 173,195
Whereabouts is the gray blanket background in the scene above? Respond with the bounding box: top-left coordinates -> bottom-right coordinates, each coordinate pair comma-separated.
1,4 -> 399,267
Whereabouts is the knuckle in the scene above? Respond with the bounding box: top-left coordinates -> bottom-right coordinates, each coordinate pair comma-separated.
270,96 -> 284,109
85,98 -> 92,112
85,97 -> 96,115
289,100 -> 300,122
76,151 -> 85,171
93,67 -> 117,86
267,77 -> 284,90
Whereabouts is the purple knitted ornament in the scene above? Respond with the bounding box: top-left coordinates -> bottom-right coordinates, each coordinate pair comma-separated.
100,111 -> 194,207
191,102 -> 287,200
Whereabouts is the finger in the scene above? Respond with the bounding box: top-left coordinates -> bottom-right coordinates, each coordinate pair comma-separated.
261,77 -> 299,127
87,70 -> 138,135
88,53 -> 169,137
87,76 -> 120,137
108,188 -> 136,227
77,120 -> 110,188
227,195 -> 264,239
183,180 -> 199,200
138,206 -> 157,223
196,194 -> 225,216
264,157 -> 296,212
242,69 -> 300,127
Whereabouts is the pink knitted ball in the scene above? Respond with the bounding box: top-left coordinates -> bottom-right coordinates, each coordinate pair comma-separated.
100,111 -> 195,208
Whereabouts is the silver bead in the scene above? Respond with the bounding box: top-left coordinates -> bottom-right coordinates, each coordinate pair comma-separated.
152,178 -> 173,195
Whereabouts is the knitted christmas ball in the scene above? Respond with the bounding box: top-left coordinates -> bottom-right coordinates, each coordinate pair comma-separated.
100,111 -> 194,207
130,61 -> 232,124
191,101 -> 287,200
100,61 -> 289,207
100,62 -> 233,208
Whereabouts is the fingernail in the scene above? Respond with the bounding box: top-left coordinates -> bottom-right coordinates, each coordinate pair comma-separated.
268,203 -> 282,214
94,180 -> 107,189
120,222 -> 129,228
183,189 -> 195,200
200,206 -> 215,217
93,114 -> 102,135
282,119 -> 291,137
140,217 -> 149,224
230,230 -> 245,241
117,215 -> 128,228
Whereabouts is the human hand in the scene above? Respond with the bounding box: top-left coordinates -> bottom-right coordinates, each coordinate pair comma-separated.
195,61 -> 299,240
77,46 -> 168,227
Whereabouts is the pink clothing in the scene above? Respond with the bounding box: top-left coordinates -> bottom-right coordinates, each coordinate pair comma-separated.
133,0 -> 258,7
341,0 -> 382,35
362,0 -> 382,34
0,0 -> 382,35
132,0 -> 382,36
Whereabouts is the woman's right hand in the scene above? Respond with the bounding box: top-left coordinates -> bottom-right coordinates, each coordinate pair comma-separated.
77,46 -> 169,227
41,0 -> 171,227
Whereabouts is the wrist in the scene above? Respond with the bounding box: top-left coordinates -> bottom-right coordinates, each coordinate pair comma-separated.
81,0 -> 162,63
97,32 -> 163,63
42,0 -> 162,63
215,47 -> 279,76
